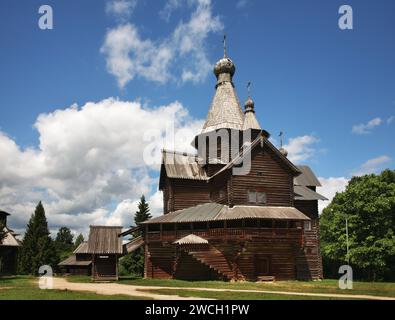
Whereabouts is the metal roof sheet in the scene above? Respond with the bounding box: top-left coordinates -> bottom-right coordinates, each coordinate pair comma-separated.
86,226 -> 123,254
174,234 -> 209,245
294,185 -> 328,201
143,203 -> 310,224
295,166 -> 321,187
216,206 -> 310,221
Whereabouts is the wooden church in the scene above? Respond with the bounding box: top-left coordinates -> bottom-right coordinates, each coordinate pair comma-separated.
125,44 -> 327,281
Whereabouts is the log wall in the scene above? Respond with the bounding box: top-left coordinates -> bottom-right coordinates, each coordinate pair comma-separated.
231,148 -> 294,207
144,227 -> 305,281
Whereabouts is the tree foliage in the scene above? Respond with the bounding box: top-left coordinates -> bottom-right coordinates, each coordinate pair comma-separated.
120,195 -> 151,277
0,221 -> 5,244
55,227 -> 74,262
134,195 -> 152,225
320,170 -> 395,281
74,233 -> 84,250
18,202 -> 58,275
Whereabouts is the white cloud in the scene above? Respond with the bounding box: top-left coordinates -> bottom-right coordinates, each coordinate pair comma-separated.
387,116 -> 394,124
0,98 -> 202,236
160,0 -> 183,21
236,0 -> 249,8
317,177 -> 349,213
283,135 -> 319,163
106,0 -> 138,20
353,155 -> 392,176
352,117 -> 382,134
101,0 -> 223,88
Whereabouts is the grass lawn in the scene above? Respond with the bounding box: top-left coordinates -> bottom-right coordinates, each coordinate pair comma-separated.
136,288 -> 349,300
0,276 -> 146,300
66,275 -> 395,298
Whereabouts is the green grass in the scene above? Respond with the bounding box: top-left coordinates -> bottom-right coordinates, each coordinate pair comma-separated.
137,288 -> 349,300
0,276 -> 146,300
59,275 -> 395,299
115,277 -> 395,298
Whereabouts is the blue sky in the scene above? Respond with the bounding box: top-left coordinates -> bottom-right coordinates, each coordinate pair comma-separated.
0,0 -> 394,234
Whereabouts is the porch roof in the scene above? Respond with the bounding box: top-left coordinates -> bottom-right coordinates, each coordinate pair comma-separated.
142,203 -> 310,224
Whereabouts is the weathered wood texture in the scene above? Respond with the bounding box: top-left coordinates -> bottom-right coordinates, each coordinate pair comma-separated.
145,227 -> 307,281
294,200 -> 323,280
231,148 -> 294,207
164,179 -> 210,214
92,254 -> 118,281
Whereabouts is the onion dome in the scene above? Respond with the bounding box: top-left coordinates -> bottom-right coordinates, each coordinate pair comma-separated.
214,57 -> 236,78
244,97 -> 255,113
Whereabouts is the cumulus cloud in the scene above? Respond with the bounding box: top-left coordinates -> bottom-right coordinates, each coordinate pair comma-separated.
0,98 -> 203,236
352,117 -> 382,134
353,155 -> 392,176
101,0 -> 223,88
283,135 -> 319,163
317,177 -> 349,213
106,0 -> 138,20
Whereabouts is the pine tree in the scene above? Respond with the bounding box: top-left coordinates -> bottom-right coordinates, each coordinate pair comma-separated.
134,195 -> 152,225
18,202 -> 57,275
74,233 -> 84,250
120,195 -> 151,277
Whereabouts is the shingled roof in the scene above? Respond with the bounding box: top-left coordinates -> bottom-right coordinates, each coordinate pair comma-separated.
295,165 -> 322,187
294,185 -> 328,201
86,226 -> 123,254
202,81 -> 244,134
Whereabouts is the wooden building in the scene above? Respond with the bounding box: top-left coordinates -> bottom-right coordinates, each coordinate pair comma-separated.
59,226 -> 132,280
86,226 -> 123,281
0,210 -> 21,275
125,48 -> 327,281
58,242 -> 92,276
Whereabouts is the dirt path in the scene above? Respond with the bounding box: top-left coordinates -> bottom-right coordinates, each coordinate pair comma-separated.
52,278 -> 395,300
51,278 -> 212,300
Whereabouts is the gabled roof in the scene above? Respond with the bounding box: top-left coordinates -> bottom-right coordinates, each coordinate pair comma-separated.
86,226 -> 123,254
159,150 -> 209,189
161,150 -> 208,180
73,241 -> 88,254
295,166 -> 321,187
202,81 -> 244,133
0,226 -> 21,247
58,255 -> 92,267
142,203 -> 310,224
294,185 -> 328,201
209,133 -> 301,180
124,236 -> 144,253
174,234 -> 209,245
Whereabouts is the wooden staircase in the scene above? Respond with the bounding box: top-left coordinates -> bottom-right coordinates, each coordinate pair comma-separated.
182,246 -> 234,280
